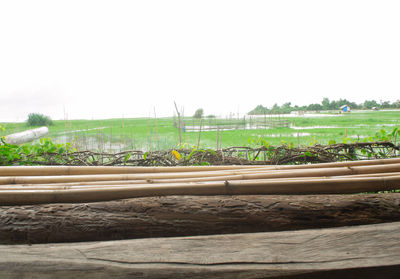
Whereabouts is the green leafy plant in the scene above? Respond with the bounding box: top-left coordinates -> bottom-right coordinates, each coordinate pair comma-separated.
0,137 -> 75,166
123,152 -> 132,164
27,113 -> 53,127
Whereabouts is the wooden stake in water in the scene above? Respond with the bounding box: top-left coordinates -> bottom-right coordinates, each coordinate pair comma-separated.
297,132 -> 300,148
216,126 -> 220,150
197,118 -> 203,149
154,107 -> 159,150
174,101 -> 182,146
122,116 -> 126,151
110,127 -> 112,153
86,124 -> 89,151
130,126 -> 134,150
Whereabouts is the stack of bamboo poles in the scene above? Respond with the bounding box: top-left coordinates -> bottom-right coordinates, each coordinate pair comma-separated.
1,157 -> 400,205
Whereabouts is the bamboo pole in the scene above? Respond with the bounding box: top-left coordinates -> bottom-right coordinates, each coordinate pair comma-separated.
0,175 -> 400,205
2,163 -> 400,185
0,169 -> 270,185
5,170 -> 400,188
277,157 -> 400,170
1,157 -> 400,177
0,165 -> 268,177
1,172 -> 400,191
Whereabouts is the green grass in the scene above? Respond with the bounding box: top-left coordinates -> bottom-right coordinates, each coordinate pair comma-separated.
1,110 -> 400,151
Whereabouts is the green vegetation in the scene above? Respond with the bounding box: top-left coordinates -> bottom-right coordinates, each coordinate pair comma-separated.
193,108 -> 204,119
1,110 -> 399,152
27,113 -> 53,127
248,98 -> 400,115
0,137 -> 75,166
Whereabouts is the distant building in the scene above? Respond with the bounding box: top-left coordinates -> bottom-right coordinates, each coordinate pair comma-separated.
340,105 -> 350,113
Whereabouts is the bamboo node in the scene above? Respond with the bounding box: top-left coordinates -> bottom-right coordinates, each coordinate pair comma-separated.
347,166 -> 355,174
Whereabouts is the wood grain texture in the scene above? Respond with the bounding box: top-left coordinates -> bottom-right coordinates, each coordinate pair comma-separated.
1,221 -> 400,278
1,193 -> 400,244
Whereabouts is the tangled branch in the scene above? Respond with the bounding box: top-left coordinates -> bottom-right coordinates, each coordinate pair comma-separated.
25,141 -> 400,166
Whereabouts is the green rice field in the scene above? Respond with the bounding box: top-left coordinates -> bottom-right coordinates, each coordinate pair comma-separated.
1,110 -> 399,152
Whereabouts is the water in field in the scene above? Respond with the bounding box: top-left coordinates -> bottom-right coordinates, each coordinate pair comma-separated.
184,124 -> 272,132
2,110 -> 399,152
184,118 -> 290,132
251,132 -> 311,138
290,125 -> 339,130
51,131 -> 178,152
52,134 -> 127,153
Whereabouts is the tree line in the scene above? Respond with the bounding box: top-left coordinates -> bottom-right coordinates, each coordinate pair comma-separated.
248,98 -> 400,115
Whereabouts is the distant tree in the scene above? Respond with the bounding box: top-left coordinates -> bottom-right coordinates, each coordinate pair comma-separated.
270,103 -> 280,114
193,108 -> 204,118
363,100 -> 379,109
322,98 -> 330,110
348,101 -> 360,110
281,102 -> 292,113
336,98 -> 350,108
247,98 -> 398,115
380,100 -> 391,109
307,103 -> 323,111
26,113 -> 53,127
248,105 -> 267,115
393,100 -> 400,109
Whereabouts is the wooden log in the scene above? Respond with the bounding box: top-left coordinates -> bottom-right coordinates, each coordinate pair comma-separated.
1,221 -> 400,278
1,194 -> 400,244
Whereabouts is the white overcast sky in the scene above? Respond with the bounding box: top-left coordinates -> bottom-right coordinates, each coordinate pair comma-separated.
0,0 -> 399,122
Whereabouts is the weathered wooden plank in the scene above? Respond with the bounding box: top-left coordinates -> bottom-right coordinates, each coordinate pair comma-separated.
1,194 -> 400,244
1,222 -> 400,278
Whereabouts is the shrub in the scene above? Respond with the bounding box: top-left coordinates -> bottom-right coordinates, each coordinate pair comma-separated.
193,108 -> 204,119
27,113 -> 53,127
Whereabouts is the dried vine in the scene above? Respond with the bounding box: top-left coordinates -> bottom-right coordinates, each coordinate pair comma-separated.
25,141 -> 400,166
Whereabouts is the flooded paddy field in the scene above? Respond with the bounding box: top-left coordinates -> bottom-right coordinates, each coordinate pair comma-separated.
1,110 -> 399,152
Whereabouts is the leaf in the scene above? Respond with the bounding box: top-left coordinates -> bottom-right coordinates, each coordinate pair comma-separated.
304,151 -> 313,157
186,148 -> 197,161
124,152 -> 132,163
171,150 -> 181,160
